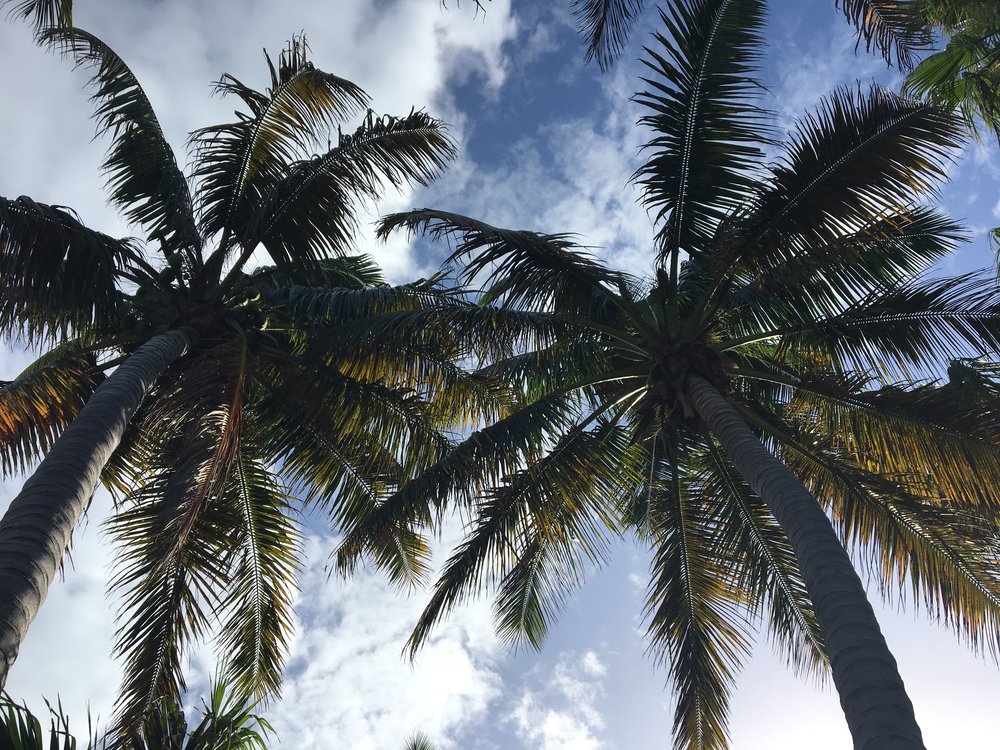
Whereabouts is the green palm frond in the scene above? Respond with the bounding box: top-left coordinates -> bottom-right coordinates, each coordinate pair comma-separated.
192,36 -> 368,252
0,350 -> 98,477
573,0 -> 645,70
243,110 -> 455,273
778,430 -> 1000,656
643,449 -> 751,750
406,422 -> 639,658
246,255 -> 385,290
0,696 -> 78,750
719,206 -> 965,334
0,196 -> 135,337
335,393 -> 581,583
183,680 -> 272,750
1,0 -> 72,34
216,450 -> 301,701
39,28 -> 201,258
633,0 -> 769,263
903,31 -> 1000,140
834,0 -> 931,68
699,442 -> 827,677
401,732 -> 438,750
727,87 -> 963,281
768,271 -> 1000,378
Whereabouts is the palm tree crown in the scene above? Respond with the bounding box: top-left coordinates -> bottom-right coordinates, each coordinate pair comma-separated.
350,0 -> 1000,748
0,25 -> 536,739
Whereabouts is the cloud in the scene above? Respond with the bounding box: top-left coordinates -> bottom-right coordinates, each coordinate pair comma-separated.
507,650 -> 610,750
240,532 -> 504,750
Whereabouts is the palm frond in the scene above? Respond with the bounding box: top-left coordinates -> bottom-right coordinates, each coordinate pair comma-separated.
728,87 -> 963,282
216,451 -> 301,702
633,0 -> 770,263
335,393 -> 581,585
783,370 -> 1000,508
770,271 -> 1000,379
39,28 -> 201,258
1,0 -> 71,34
699,442 -> 827,676
573,0 -> 645,70
777,427 -> 1000,657
192,36 -> 368,251
406,422 -> 639,658
834,0 -> 931,68
244,110 -> 455,272
378,209 -> 625,315
643,449 -> 750,750
0,349 -> 98,477
246,255 -> 385,290
719,206 -> 965,334
184,680 -> 272,750
0,195 -> 133,338
902,31 -> 1000,140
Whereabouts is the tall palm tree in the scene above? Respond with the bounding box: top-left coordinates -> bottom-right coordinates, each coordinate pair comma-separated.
0,681 -> 271,750
348,1 -> 1000,748
0,25 -> 536,737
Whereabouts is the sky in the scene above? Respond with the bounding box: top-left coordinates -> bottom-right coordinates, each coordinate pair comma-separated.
1,0 -> 999,748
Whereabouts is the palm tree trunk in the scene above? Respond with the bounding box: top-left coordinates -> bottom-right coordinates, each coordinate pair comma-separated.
0,329 -> 190,687
684,372 -> 924,750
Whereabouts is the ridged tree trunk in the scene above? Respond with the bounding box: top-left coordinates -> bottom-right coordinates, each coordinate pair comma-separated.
684,372 -> 924,750
0,330 -> 190,687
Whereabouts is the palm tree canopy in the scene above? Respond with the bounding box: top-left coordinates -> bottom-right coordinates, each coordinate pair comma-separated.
0,680 -> 271,750
0,26 -> 546,740
357,0 -> 1000,746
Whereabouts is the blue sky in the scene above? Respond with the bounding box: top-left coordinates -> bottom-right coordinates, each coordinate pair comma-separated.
1,1 -> 999,748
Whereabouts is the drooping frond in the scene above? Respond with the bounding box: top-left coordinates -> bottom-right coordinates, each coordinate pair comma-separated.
0,195 -> 133,338
643,449 -> 751,750
573,0 -> 645,70
777,428 -> 1000,657
0,347 -> 99,477
782,370 -> 1000,508
40,27 -> 201,257
633,0 -> 770,262
110,348 -> 249,733
336,393 -> 580,585
699,442 -> 827,677
1,0 -> 72,34
216,449 -> 301,701
243,110 -> 455,272
834,0 -> 931,69
406,422 -> 639,658
379,209 -> 625,315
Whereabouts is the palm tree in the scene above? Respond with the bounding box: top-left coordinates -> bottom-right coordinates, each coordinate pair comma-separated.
900,1 -> 999,141
0,25 -> 532,737
0,681 -> 271,749
348,1 -> 1000,747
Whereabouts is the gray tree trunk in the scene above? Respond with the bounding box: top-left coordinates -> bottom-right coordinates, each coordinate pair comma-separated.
684,372 -> 924,750
0,330 -> 190,687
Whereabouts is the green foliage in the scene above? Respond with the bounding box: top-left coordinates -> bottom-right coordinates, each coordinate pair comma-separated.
371,2 -> 1000,747
0,25 -> 482,744
0,680 -> 272,750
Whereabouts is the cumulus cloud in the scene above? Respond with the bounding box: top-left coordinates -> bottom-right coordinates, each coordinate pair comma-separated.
507,650 -> 611,750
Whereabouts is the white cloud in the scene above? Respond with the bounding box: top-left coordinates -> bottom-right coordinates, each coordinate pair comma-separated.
251,533 -> 504,750
507,651 -> 610,750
